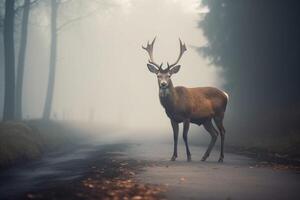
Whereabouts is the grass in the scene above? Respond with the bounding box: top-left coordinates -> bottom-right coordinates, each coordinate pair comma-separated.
0,122 -> 43,167
0,120 -> 85,169
226,132 -> 300,162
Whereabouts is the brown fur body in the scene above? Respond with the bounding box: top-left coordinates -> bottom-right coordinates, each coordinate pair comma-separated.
159,81 -> 228,125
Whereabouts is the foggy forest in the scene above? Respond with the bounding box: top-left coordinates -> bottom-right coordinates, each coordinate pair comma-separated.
0,0 -> 299,200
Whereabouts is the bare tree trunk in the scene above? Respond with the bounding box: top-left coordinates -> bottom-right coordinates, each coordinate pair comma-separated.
43,0 -> 58,120
16,0 -> 30,120
3,0 -> 15,121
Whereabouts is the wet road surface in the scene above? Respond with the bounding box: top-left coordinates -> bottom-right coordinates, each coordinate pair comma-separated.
0,141 -> 299,200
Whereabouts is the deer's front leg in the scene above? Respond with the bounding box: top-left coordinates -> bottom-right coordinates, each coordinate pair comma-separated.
170,120 -> 179,161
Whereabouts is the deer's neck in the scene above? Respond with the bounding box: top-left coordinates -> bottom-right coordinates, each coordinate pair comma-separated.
159,81 -> 177,111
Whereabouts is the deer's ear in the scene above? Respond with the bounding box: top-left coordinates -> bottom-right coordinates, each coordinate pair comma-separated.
147,63 -> 159,74
169,65 -> 181,74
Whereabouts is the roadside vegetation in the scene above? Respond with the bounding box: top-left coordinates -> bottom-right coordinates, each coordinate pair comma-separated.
227,133 -> 300,162
0,120 -> 86,169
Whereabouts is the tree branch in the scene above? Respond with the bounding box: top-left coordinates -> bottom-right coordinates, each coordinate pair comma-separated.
14,0 -> 39,14
56,8 -> 98,32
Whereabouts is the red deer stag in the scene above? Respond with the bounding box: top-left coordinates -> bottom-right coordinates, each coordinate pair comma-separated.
142,37 -> 228,162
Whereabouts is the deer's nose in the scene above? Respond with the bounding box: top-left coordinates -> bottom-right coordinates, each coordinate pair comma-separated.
161,82 -> 167,87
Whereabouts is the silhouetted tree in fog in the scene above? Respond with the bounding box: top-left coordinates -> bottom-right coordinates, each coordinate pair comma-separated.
43,0 -> 58,120
0,2 -> 4,120
3,0 -> 15,121
200,0 -> 300,136
16,0 -> 31,120
0,2 -> 4,29
42,0 -> 99,120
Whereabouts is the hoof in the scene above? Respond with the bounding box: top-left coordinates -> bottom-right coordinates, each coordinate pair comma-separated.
187,156 -> 192,162
170,156 -> 177,161
218,158 -> 224,163
201,155 -> 208,161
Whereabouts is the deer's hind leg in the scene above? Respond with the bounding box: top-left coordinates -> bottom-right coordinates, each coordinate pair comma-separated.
214,113 -> 226,162
201,119 -> 219,161
183,120 -> 191,162
170,120 -> 179,161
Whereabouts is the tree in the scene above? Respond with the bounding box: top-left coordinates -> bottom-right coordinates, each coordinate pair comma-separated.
3,0 -> 15,121
199,0 -> 300,136
43,0 -> 99,120
43,0 -> 58,120
15,0 -> 31,120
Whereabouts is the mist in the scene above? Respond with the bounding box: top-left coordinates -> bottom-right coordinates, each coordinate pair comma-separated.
6,0 -> 224,134
1,2 -> 300,199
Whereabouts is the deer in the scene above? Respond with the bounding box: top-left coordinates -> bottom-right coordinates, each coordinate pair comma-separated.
142,37 -> 228,162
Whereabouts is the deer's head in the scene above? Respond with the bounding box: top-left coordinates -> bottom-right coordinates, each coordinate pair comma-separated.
142,37 -> 187,89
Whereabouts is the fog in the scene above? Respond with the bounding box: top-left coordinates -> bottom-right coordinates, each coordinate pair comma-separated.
6,0 -> 224,134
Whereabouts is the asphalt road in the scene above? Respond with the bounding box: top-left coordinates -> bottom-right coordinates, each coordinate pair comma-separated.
0,141 -> 299,200
129,143 -> 300,200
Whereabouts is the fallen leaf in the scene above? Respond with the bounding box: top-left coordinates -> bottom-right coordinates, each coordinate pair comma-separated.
132,195 -> 143,200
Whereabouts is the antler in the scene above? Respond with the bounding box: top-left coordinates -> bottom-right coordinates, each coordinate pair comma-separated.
142,37 -> 161,69
167,38 -> 187,69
